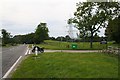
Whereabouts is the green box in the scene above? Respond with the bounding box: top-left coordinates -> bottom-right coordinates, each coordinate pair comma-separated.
71,44 -> 77,49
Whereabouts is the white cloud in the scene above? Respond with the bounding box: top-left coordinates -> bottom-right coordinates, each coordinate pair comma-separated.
1,0 -> 82,23
0,0 -> 87,37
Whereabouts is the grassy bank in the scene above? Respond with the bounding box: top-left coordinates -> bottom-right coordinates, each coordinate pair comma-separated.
33,40 -> 116,50
11,52 -> 119,78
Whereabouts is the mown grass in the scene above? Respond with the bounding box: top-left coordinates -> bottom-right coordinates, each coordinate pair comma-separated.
34,40 -> 115,50
11,52 -> 119,78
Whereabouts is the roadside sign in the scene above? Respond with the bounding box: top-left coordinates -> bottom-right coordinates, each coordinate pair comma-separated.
100,41 -> 107,44
71,44 -> 77,49
100,39 -> 107,44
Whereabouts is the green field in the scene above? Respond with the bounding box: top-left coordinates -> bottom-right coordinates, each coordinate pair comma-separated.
11,52 -> 119,78
32,40 -> 117,50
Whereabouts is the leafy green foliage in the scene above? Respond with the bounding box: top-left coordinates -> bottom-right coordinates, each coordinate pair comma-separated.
34,23 -> 49,44
13,33 -> 35,44
68,2 -> 120,48
13,22 -> 49,44
105,16 -> 120,43
2,29 -> 13,46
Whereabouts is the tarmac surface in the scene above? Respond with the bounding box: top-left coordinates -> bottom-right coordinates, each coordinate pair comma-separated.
0,39 -> 1,78
2,45 -> 27,78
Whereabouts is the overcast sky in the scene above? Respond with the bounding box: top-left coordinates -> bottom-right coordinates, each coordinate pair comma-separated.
1,0 -> 118,38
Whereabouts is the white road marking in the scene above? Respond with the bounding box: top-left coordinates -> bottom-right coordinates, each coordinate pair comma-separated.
2,56 -> 22,78
25,49 -> 29,55
25,46 -> 30,55
28,50 -> 31,54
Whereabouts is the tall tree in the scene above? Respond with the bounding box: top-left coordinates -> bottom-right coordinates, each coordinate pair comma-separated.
2,29 -> 12,45
105,16 -> 120,43
34,23 -> 49,44
68,2 -> 119,48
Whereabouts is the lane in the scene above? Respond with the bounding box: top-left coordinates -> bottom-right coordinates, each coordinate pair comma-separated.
0,47 -> 2,78
2,45 -> 27,77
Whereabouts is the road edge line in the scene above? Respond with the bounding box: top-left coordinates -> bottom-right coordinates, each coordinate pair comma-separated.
28,49 -> 31,54
25,49 -> 29,55
2,56 -> 22,78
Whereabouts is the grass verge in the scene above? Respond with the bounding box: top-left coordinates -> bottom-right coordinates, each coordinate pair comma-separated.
33,40 -> 120,50
11,52 -> 119,78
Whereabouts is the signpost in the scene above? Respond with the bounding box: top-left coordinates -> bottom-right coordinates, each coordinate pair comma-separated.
100,41 -> 107,44
35,47 -> 38,56
100,39 -> 107,49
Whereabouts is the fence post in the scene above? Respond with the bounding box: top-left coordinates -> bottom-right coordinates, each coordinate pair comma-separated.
35,47 -> 38,56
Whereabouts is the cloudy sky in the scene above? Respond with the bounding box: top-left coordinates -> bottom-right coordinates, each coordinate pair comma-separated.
1,0 -> 116,38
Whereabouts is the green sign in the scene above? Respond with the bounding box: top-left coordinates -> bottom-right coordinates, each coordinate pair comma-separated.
71,44 -> 77,49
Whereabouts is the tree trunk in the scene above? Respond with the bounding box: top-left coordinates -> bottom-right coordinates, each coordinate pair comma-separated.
90,33 -> 93,48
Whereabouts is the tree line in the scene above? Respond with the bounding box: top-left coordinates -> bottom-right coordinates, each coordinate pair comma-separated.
50,34 -> 105,42
2,22 -> 49,46
2,27 -> 104,46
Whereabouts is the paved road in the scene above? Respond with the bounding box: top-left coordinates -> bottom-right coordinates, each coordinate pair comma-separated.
0,47 -> 2,78
2,45 -> 27,77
